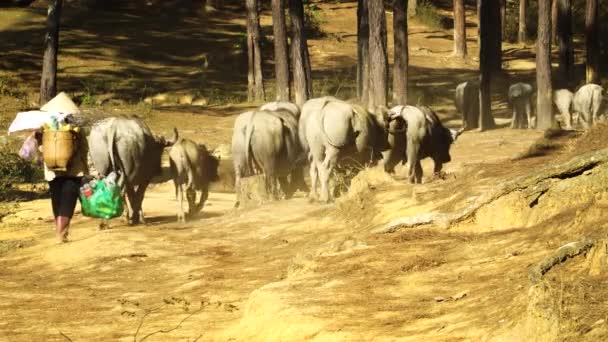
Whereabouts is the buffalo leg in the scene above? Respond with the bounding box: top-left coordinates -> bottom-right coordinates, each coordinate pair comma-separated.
526,101 -> 533,129
176,182 -> 186,223
591,98 -> 601,126
186,188 -> 196,216
580,111 -> 591,129
278,175 -> 292,199
563,110 -> 573,130
414,161 -> 423,184
320,146 -> 339,203
433,161 -> 443,175
124,186 -> 137,225
131,182 -> 149,225
234,172 -> 242,208
197,187 -> 209,213
510,106 -> 518,129
406,137 -> 420,184
291,166 -> 309,193
308,159 -> 319,201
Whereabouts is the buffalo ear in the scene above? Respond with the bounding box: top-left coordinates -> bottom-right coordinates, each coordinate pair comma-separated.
450,127 -> 465,142
163,127 -> 179,147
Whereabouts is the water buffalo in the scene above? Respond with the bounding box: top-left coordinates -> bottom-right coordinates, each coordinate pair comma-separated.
231,106 -> 303,205
388,105 -> 462,184
508,82 -> 534,129
88,117 -> 177,225
260,101 -> 300,118
573,84 -> 604,129
553,89 -> 574,129
300,96 -> 389,202
169,138 -> 219,222
455,81 -> 479,130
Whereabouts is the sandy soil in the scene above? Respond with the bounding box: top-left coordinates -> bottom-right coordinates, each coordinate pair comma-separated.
1,2 -> 607,341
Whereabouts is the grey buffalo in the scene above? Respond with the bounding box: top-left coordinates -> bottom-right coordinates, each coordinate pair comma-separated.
389,105 -> 462,184
231,105 -> 303,205
455,81 -> 479,130
169,138 -> 219,222
573,84 -> 604,129
300,96 -> 389,203
508,82 -> 534,129
553,89 -> 574,129
260,101 -> 300,118
88,117 -> 177,225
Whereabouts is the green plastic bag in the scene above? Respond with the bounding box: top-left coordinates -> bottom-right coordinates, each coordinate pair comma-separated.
80,179 -> 124,220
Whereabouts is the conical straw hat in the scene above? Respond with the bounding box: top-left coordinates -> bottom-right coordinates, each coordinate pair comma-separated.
40,91 -> 80,114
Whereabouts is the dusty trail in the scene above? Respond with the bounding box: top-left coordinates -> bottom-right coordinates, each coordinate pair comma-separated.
0,127 -> 552,341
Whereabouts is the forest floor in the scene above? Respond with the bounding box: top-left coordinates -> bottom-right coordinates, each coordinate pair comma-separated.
1,1 -> 608,341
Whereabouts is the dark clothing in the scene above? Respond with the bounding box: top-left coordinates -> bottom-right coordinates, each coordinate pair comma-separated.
49,176 -> 82,218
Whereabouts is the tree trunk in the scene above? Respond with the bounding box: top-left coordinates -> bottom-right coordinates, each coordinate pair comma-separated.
585,0 -> 599,84
408,0 -> 416,17
357,0 -> 370,107
478,0 -> 496,130
453,0 -> 467,58
500,0 -> 507,41
519,0 -> 528,43
368,0 -> 389,110
271,0 -> 290,102
557,0 -> 574,88
289,0 -> 312,107
246,0 -> 265,102
537,0 -> 554,130
477,0 -> 481,46
393,0 -> 408,105
551,0 -> 558,44
40,0 -> 63,106
491,0 -> 502,73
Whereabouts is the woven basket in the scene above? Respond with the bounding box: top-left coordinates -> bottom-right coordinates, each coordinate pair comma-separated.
42,130 -> 75,171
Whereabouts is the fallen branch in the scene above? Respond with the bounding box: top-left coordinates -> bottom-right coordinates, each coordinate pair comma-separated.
58,330 -> 73,342
528,237 -> 596,283
135,304 -> 205,342
133,304 -> 166,342
375,148 -> 608,234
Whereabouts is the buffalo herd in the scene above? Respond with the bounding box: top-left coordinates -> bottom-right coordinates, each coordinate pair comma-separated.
86,81 -> 605,223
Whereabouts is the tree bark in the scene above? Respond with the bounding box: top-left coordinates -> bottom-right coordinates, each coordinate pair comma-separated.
393,0 -> 408,105
491,0 -> 502,73
500,0 -> 507,41
478,0 -> 496,131
585,0 -> 599,84
271,0 -> 289,101
288,0 -> 312,107
537,0 -> 554,130
557,0 -> 574,88
453,0 -> 467,58
551,0 -> 558,44
357,0 -> 370,107
408,0 -> 416,17
519,0 -> 528,43
246,0 -> 265,102
40,0 -> 63,106
367,0 -> 388,110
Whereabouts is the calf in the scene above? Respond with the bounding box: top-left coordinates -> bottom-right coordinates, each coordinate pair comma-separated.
508,82 -> 534,129
389,105 -> 462,184
455,81 -> 479,130
169,138 -> 219,222
553,89 -> 574,129
573,84 -> 604,129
